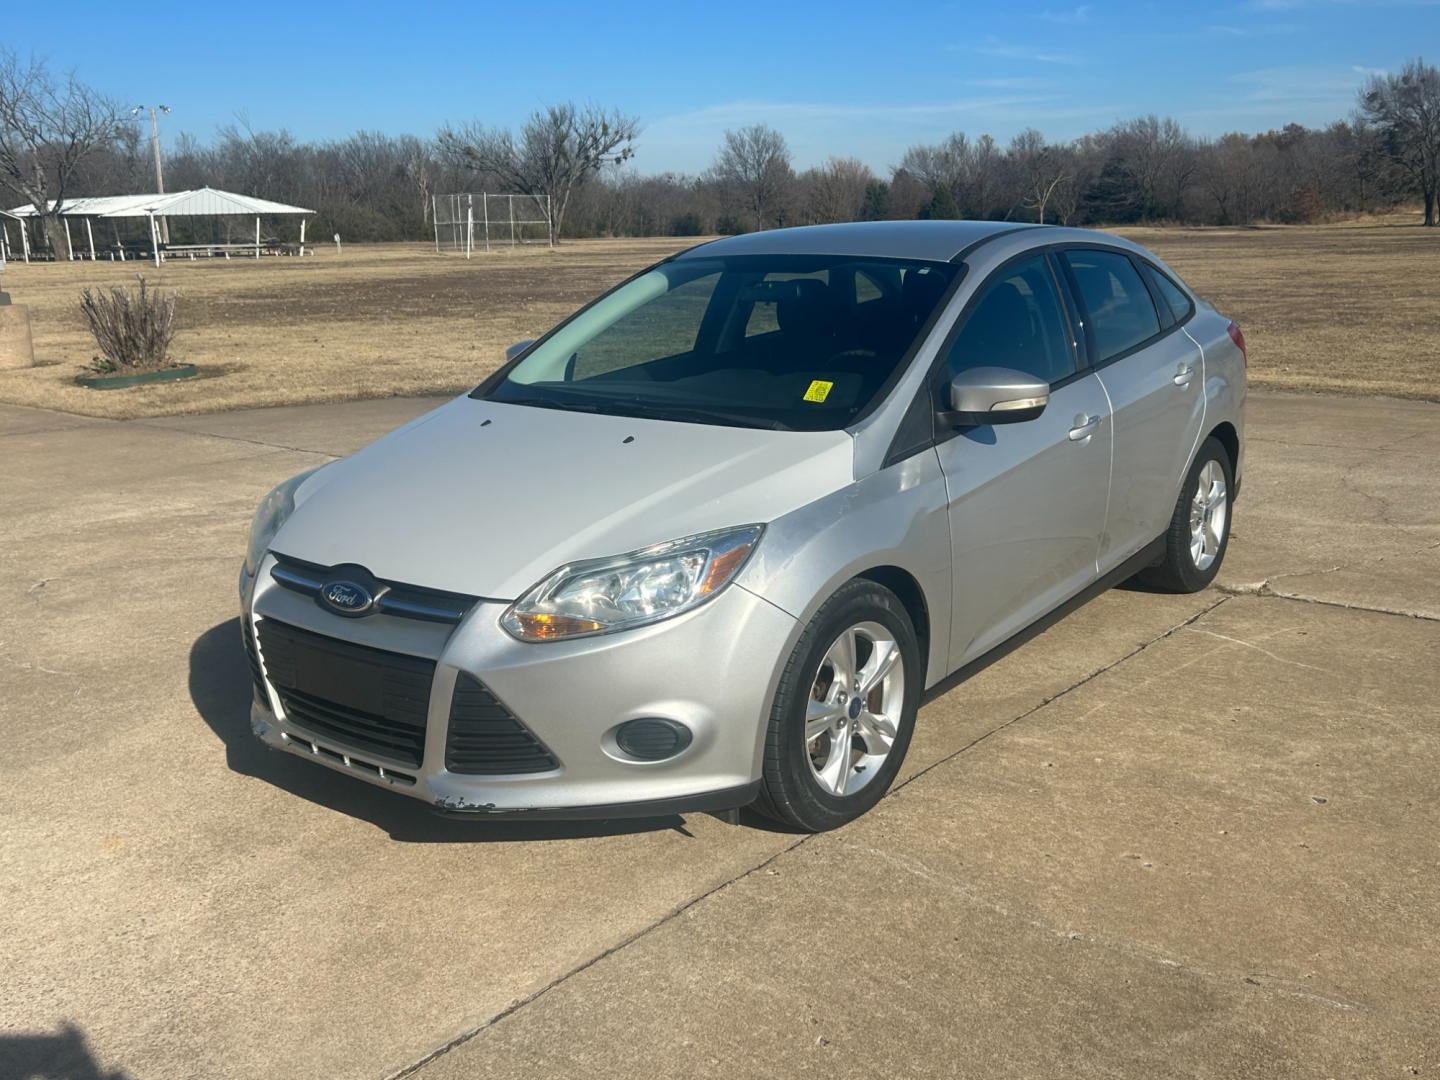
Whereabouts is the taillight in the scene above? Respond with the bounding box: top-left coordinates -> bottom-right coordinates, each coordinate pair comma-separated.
1227,321 -> 1247,367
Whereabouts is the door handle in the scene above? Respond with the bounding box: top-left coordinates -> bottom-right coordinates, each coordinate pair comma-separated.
1173,363 -> 1196,387
1068,414 -> 1102,441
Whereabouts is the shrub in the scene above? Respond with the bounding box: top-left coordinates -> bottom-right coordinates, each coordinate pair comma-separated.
79,275 -> 177,373
918,186 -> 961,221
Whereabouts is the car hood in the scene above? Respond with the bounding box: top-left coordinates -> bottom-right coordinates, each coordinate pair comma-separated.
271,395 -> 856,599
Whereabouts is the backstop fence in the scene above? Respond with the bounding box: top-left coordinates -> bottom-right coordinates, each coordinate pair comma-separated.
431,193 -> 552,255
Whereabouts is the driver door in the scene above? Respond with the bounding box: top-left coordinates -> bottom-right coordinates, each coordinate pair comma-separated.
933,253 -> 1113,667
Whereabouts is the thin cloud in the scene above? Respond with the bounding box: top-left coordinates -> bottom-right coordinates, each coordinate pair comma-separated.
1206,21 -> 1299,34
1040,4 -> 1092,23
1227,65 -> 1369,103
964,38 -> 1084,64
1245,0 -> 1440,7
967,77 -> 1052,89
640,95 -> 1074,173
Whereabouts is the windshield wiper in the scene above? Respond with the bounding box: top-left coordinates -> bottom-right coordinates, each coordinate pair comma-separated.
494,395 -> 605,414
611,402 -> 792,431
493,395 -> 790,430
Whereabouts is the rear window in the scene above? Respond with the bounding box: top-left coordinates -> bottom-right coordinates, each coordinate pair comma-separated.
1146,265 -> 1193,325
1063,250 -> 1161,363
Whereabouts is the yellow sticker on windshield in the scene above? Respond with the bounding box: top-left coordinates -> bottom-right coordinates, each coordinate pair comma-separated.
803,379 -> 834,403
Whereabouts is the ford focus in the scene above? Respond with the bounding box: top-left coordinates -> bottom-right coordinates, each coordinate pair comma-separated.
239,220 -> 1246,831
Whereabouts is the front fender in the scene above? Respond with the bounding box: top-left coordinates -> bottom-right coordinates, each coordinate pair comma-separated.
737,447 -> 953,698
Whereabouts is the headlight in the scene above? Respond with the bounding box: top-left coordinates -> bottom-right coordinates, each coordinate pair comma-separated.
502,525 -> 764,642
244,466 -> 324,575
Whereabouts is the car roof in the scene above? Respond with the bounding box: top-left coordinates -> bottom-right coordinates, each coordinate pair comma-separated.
673,220 -> 1048,264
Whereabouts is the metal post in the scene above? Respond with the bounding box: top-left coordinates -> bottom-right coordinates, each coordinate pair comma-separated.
148,106 -> 172,244
482,193 -> 490,252
432,195 -> 440,253
509,195 -> 515,246
299,217 -> 306,256
85,218 -> 96,261
63,218 -> 74,260
255,216 -> 261,259
149,212 -> 160,267
0,222 -> 8,261
20,219 -> 30,263
465,199 -> 474,259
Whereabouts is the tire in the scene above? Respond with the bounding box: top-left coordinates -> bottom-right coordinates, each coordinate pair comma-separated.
1136,436 -> 1234,593
755,579 -> 921,832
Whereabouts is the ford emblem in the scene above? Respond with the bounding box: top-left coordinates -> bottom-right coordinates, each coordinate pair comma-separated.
320,579 -> 374,616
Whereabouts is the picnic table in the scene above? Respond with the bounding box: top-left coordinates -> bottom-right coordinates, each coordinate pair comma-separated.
107,241 -> 312,261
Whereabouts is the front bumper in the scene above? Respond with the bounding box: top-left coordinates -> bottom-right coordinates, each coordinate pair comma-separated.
241,556 -> 796,818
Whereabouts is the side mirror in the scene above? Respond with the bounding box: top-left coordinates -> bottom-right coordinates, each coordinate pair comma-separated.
504,339 -> 535,363
941,367 -> 1050,427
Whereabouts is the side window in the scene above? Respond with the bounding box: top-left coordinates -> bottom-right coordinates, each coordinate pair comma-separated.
1145,264 -> 1193,325
943,255 -> 1075,386
1062,250 -> 1161,363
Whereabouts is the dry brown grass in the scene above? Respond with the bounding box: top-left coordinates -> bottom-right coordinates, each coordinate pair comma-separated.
1116,220 -> 1440,400
0,238 -> 684,418
0,222 -> 1434,419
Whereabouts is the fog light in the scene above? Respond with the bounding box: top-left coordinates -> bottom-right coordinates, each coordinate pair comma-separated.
615,718 -> 692,761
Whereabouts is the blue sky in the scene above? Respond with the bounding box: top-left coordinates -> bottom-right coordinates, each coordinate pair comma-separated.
8,0 -> 1437,174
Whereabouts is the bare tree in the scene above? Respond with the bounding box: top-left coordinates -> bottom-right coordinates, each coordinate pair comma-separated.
1360,58 -> 1440,225
802,156 -> 873,223
899,133 -> 970,200
709,124 -> 795,230
438,103 -> 637,244
1010,129 -> 1073,224
0,51 -> 124,259
400,135 -> 434,225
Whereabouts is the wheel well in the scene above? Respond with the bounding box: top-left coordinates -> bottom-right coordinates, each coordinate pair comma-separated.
857,566 -> 930,679
1208,422 -> 1239,473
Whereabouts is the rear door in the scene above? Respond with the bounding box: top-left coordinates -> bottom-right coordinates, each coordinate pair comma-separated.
933,253 -> 1112,667
1059,248 -> 1205,571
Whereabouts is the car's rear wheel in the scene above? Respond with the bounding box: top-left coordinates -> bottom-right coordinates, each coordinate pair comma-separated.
755,580 -> 920,832
1137,436 -> 1234,593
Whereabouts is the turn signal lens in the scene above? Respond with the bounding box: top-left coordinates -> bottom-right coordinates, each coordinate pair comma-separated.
508,612 -> 606,640
501,525 -> 764,642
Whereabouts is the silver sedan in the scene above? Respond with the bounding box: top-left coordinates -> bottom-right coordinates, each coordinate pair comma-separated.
239,220 -> 1246,831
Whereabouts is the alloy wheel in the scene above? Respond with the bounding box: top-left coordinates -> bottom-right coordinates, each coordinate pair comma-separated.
1189,459 -> 1229,571
804,621 -> 905,797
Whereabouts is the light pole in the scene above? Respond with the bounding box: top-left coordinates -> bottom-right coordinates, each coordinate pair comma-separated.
133,105 -> 171,242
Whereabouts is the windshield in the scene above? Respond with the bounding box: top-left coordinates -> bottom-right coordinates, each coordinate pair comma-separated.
476,254 -> 960,431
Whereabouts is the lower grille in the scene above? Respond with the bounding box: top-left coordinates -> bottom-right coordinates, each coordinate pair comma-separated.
242,621 -> 267,704
445,673 -> 558,775
256,619 -> 434,768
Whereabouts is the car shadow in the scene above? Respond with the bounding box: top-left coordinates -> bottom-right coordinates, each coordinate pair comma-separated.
0,1022 -> 128,1080
1113,577 -> 1170,594
189,619 -> 697,843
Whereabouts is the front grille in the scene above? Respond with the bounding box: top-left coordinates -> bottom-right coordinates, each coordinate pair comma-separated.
255,619 -> 434,767
445,673 -> 558,775
269,553 -> 478,624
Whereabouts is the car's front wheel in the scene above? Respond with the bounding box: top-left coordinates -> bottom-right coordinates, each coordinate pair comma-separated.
1138,435 -> 1234,593
755,580 -> 920,832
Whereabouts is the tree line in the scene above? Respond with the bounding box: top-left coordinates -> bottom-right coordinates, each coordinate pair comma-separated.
3,50 -> 1437,259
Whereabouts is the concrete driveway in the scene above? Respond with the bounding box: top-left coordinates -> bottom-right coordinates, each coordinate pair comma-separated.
1,391 -> 1436,1079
